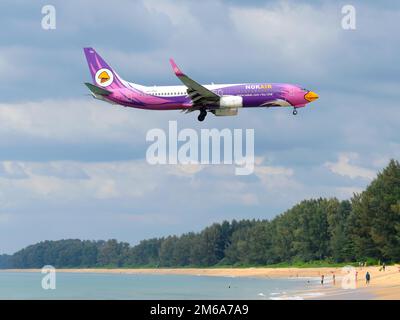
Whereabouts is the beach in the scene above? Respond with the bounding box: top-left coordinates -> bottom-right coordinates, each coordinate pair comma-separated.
3,264 -> 399,299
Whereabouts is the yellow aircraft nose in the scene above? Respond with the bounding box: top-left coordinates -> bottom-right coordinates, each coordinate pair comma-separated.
305,91 -> 319,102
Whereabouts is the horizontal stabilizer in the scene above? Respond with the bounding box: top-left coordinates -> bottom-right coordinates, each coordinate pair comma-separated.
84,82 -> 112,96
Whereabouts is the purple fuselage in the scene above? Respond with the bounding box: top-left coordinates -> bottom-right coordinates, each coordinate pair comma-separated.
84,47 -> 318,112
104,82 -> 312,111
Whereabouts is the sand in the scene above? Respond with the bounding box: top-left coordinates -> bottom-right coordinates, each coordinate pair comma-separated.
3,265 -> 399,299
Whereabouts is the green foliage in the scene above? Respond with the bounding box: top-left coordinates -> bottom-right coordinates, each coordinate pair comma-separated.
1,159 -> 400,269
0,254 -> 12,268
349,160 -> 400,261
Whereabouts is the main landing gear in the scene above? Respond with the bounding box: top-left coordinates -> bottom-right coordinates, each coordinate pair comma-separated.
292,108 -> 298,115
198,109 -> 207,122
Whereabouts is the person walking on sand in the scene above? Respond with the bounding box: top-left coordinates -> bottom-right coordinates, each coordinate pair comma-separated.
332,274 -> 336,285
382,262 -> 386,271
321,275 -> 324,285
366,272 -> 371,285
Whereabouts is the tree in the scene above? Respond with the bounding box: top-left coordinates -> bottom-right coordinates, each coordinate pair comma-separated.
2,159 -> 400,268
350,160 -> 400,261
327,199 -> 352,262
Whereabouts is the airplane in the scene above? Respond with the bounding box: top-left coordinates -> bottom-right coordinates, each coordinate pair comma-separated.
83,47 -> 319,122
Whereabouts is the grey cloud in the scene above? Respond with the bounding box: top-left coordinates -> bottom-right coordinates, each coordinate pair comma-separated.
1,1 -> 399,101
0,162 -> 28,179
0,0 -> 399,253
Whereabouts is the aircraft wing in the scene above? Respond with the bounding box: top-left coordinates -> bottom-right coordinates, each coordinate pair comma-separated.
169,59 -> 220,107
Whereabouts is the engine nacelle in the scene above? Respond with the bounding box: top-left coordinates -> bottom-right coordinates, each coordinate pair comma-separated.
213,108 -> 238,116
219,96 -> 243,108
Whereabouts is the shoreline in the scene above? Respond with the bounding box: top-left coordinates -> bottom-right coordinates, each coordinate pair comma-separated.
2,265 -> 399,300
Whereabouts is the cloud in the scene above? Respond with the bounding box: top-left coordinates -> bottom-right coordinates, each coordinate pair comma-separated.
0,161 -> 141,207
0,98 -> 173,162
0,0 -> 399,253
168,163 -> 205,176
229,2 -> 339,65
0,99 -> 148,142
0,162 -> 28,179
0,0 -> 399,98
255,164 -> 298,189
143,0 -> 197,26
325,153 -> 375,180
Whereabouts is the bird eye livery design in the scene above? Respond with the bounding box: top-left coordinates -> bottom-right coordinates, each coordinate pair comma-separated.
83,47 -> 319,121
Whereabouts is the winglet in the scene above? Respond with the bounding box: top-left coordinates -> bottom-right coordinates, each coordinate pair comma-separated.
169,58 -> 185,77
167,58 -> 220,100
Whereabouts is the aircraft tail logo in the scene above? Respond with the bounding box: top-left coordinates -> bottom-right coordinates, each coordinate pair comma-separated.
83,47 -> 125,89
95,68 -> 114,87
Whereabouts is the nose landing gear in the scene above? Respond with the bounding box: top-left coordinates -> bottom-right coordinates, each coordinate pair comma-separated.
292,108 -> 298,115
198,109 -> 207,122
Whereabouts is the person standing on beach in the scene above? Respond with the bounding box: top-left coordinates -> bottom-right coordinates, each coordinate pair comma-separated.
332,274 -> 336,285
382,262 -> 386,271
321,275 -> 324,285
366,272 -> 371,285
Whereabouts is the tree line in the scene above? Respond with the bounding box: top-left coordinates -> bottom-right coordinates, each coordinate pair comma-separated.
1,159 -> 399,269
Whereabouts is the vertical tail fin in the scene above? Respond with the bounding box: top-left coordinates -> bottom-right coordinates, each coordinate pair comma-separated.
83,47 -> 126,90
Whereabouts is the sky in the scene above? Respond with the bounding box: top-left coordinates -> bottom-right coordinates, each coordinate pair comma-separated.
0,0 -> 399,253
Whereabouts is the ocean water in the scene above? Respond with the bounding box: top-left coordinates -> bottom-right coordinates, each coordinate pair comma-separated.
0,271 -> 320,300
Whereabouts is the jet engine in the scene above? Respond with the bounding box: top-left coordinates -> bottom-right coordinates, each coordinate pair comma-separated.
219,96 -> 243,108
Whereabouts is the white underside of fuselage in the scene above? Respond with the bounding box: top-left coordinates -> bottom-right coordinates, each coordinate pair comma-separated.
260,99 -> 291,107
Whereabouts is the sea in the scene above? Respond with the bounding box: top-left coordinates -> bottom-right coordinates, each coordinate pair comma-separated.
0,271 -> 325,300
